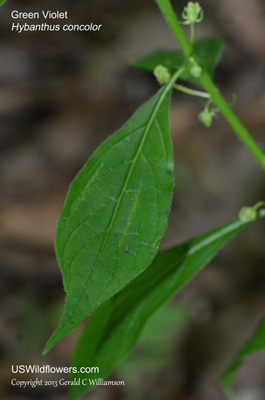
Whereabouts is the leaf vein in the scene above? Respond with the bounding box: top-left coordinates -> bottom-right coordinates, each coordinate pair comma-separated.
66,86 -> 171,319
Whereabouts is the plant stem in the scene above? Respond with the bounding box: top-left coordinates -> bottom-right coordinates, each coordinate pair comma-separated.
156,0 -> 193,57
253,201 -> 265,211
174,84 -> 210,98
155,0 -> 265,171
200,73 -> 265,170
190,22 -> 195,44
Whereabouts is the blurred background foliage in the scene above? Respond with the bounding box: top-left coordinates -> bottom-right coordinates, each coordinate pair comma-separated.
0,0 -> 265,399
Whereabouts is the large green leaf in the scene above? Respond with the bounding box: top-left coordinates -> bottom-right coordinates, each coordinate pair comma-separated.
69,218 -> 249,400
132,37 -> 225,87
0,0 -> 7,4
220,316 -> 265,393
43,72 -> 178,355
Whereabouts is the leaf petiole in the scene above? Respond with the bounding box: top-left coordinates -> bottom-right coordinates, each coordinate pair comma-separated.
190,22 -> 195,44
174,83 -> 210,98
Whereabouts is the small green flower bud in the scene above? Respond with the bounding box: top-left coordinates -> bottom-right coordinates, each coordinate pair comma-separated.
190,64 -> 202,78
189,57 -> 202,78
191,64 -> 202,78
198,109 -> 213,127
153,65 -> 171,85
239,207 -> 257,222
182,2 -> 203,25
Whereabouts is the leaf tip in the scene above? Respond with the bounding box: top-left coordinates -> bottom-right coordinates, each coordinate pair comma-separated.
42,349 -> 48,356
42,338 -> 54,356
42,326 -> 64,355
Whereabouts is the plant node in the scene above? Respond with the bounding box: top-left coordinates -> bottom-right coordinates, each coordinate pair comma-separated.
189,57 -> 202,78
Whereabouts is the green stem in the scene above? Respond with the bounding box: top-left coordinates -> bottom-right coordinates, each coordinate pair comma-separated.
200,73 -> 265,170
253,201 -> 265,211
190,22 -> 195,44
174,83 -> 210,98
155,0 -> 265,171
156,0 -> 193,57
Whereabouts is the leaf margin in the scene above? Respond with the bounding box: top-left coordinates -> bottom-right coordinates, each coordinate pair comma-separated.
43,68 -> 184,355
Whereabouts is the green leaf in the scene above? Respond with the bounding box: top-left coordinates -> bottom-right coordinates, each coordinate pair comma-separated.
43,72 -> 178,355
132,49 -> 185,74
69,218 -> 248,400
220,316 -> 265,393
116,303 -> 189,381
0,0 -> 7,4
132,37 -> 225,87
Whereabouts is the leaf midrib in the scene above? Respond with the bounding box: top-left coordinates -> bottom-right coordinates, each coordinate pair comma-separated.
66,77 -> 176,322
